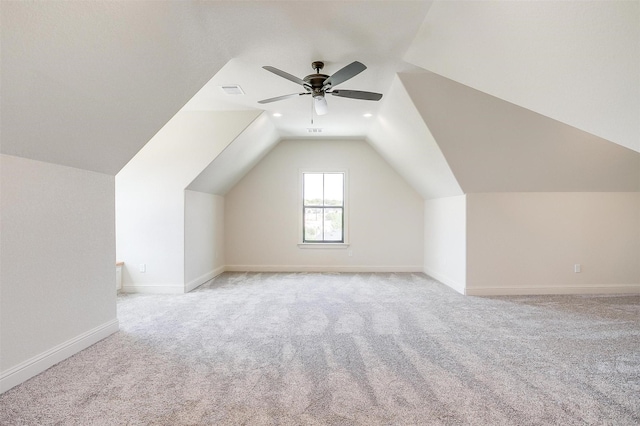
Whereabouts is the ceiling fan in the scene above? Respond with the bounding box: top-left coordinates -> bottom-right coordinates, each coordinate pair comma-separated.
258,61 -> 383,115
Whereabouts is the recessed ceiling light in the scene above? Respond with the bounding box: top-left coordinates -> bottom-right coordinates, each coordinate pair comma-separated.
363,113 -> 373,118
272,113 -> 282,117
220,85 -> 245,95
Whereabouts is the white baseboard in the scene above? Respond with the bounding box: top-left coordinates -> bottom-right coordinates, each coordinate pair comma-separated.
121,284 -> 184,294
185,266 -> 225,293
0,319 -> 119,394
423,266 -> 465,295
225,265 -> 423,273
465,284 -> 640,296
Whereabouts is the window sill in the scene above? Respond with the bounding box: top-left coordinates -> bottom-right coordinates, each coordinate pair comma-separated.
298,243 -> 350,249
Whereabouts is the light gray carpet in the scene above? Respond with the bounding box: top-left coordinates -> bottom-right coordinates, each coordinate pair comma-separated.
1,272 -> 639,425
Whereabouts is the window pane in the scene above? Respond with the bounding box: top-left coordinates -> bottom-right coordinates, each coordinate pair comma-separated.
323,208 -> 343,241
303,174 -> 323,206
304,208 -> 323,241
324,173 -> 343,206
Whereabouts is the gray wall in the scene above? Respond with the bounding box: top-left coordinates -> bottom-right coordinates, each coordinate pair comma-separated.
1,155 -> 118,391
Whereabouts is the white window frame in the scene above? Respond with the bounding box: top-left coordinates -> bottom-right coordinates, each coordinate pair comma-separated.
298,169 -> 349,249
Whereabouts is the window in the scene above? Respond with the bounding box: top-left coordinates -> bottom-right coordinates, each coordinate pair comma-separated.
302,172 -> 345,243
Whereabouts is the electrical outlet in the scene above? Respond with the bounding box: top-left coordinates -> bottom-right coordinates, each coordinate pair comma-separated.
139,263 -> 146,273
348,250 -> 353,257
574,264 -> 581,273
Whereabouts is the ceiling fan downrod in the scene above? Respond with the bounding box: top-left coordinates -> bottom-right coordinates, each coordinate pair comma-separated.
312,61 -> 324,73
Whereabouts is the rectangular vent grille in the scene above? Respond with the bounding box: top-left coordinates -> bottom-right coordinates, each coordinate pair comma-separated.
220,85 -> 245,95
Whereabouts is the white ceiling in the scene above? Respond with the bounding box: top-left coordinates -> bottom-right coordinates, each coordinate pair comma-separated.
180,57 -> 420,138
187,112 -> 280,195
367,76 -> 463,199
1,0 -> 637,195
179,3 -> 431,138
0,1 -> 432,173
405,0 -> 640,152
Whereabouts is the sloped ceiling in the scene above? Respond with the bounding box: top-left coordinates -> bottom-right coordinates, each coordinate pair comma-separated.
2,1 -> 637,197
117,110 -> 260,191
400,71 -> 640,193
367,76 -> 462,199
1,1 -> 241,174
404,0 -> 640,153
1,1 -> 432,176
178,4 -> 431,139
187,112 -> 280,195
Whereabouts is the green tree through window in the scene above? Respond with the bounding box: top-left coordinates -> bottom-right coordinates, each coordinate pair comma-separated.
303,173 -> 344,243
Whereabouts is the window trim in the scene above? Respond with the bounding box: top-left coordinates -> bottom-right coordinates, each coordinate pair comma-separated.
298,169 -> 349,247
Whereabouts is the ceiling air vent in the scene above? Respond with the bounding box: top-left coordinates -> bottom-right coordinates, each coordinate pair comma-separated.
307,128 -> 323,133
220,85 -> 245,95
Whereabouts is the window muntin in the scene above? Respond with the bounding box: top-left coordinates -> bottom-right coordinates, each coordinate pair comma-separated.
302,172 -> 344,243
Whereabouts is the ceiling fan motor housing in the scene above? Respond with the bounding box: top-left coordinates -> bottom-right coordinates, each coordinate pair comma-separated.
305,60 -> 329,98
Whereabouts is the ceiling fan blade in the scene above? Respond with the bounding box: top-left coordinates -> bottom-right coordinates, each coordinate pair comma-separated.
314,96 -> 328,115
263,66 -> 309,87
330,89 -> 383,101
258,92 -> 308,104
322,61 -> 366,89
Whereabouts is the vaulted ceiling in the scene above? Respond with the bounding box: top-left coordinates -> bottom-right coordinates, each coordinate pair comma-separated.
2,1 -> 638,197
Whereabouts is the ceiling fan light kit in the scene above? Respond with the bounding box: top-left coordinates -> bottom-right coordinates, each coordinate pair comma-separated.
258,61 -> 383,116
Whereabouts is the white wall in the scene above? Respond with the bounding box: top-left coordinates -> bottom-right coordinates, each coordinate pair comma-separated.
423,196 -> 466,294
466,192 -> 640,295
184,190 -> 225,291
116,110 -> 259,293
0,155 -> 118,392
225,139 -> 424,271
